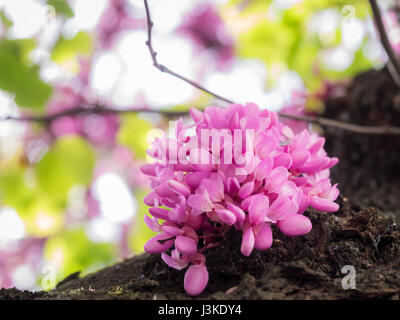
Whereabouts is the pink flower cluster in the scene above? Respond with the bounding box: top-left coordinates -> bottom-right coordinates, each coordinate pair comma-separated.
141,103 -> 339,296
96,0 -> 145,49
177,2 -> 235,70
47,84 -> 119,146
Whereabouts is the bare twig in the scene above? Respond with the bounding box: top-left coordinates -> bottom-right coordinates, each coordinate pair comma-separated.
2,104 -> 400,135
278,112 -> 400,135
0,106 -> 190,122
143,0 -> 234,104
369,0 -> 400,88
142,0 -> 400,135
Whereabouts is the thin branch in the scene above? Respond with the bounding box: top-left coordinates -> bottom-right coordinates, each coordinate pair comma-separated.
142,0 -> 400,135
143,0 -> 234,104
369,0 -> 400,88
277,112 -> 400,135
0,106 -> 190,122
2,104 -> 400,136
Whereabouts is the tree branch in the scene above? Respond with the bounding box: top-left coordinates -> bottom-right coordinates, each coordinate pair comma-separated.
141,0 -> 400,135
279,112 -> 400,135
369,0 -> 400,88
2,104 -> 400,135
143,0 -> 234,104
0,106 -> 190,122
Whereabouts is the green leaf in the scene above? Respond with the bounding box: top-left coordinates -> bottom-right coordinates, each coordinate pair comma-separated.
0,164 -> 66,237
51,31 -> 92,63
0,168 -> 36,215
0,10 -> 13,29
0,39 -> 52,109
46,0 -> 74,18
36,136 -> 96,197
238,19 -> 297,66
117,114 -> 153,159
0,38 -> 36,64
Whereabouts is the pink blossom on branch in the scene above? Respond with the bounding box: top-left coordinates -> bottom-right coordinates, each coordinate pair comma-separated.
96,0 -> 145,49
46,84 -> 119,146
141,103 -> 339,296
280,90 -> 311,134
177,2 -> 235,71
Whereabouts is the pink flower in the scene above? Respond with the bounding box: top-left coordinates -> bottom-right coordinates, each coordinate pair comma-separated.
141,102 -> 339,296
177,2 -> 235,71
96,0 -> 145,49
240,194 -> 272,256
46,83 -> 120,146
280,91 -> 309,134
184,263 -> 209,296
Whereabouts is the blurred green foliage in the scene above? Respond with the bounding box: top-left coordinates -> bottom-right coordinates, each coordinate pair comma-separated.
234,0 -> 374,90
0,39 -> 52,109
47,0 -> 74,18
36,136 -> 95,197
117,114 -> 153,158
51,31 -> 93,64
44,228 -> 115,282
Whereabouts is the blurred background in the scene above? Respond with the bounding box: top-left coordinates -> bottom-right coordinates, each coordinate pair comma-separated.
0,0 -> 397,290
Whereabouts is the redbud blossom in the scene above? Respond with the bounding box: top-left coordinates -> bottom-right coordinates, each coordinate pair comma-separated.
141,103 -> 339,296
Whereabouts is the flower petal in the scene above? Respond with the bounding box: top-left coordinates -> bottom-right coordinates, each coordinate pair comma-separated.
187,194 -> 213,215
249,195 -> 269,225
167,180 -> 192,197
144,233 -> 174,254
190,108 -> 204,123
265,166 -> 289,193
184,264 -> 209,296
226,203 -> 246,226
269,195 -> 297,222
215,209 -> 237,226
161,252 -> 189,271
200,177 -> 224,202
278,214 -> 312,236
310,196 -> 339,212
241,227 -> 255,256
290,150 -> 310,169
144,215 -> 161,232
238,181 -> 254,199
140,164 -> 158,176
274,153 -> 292,169
162,225 -> 184,236
254,223 -> 273,250
185,172 -> 211,189
226,177 -> 240,196
175,236 -> 198,255
143,192 -> 159,206
254,157 -> 273,181
149,207 -> 170,220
